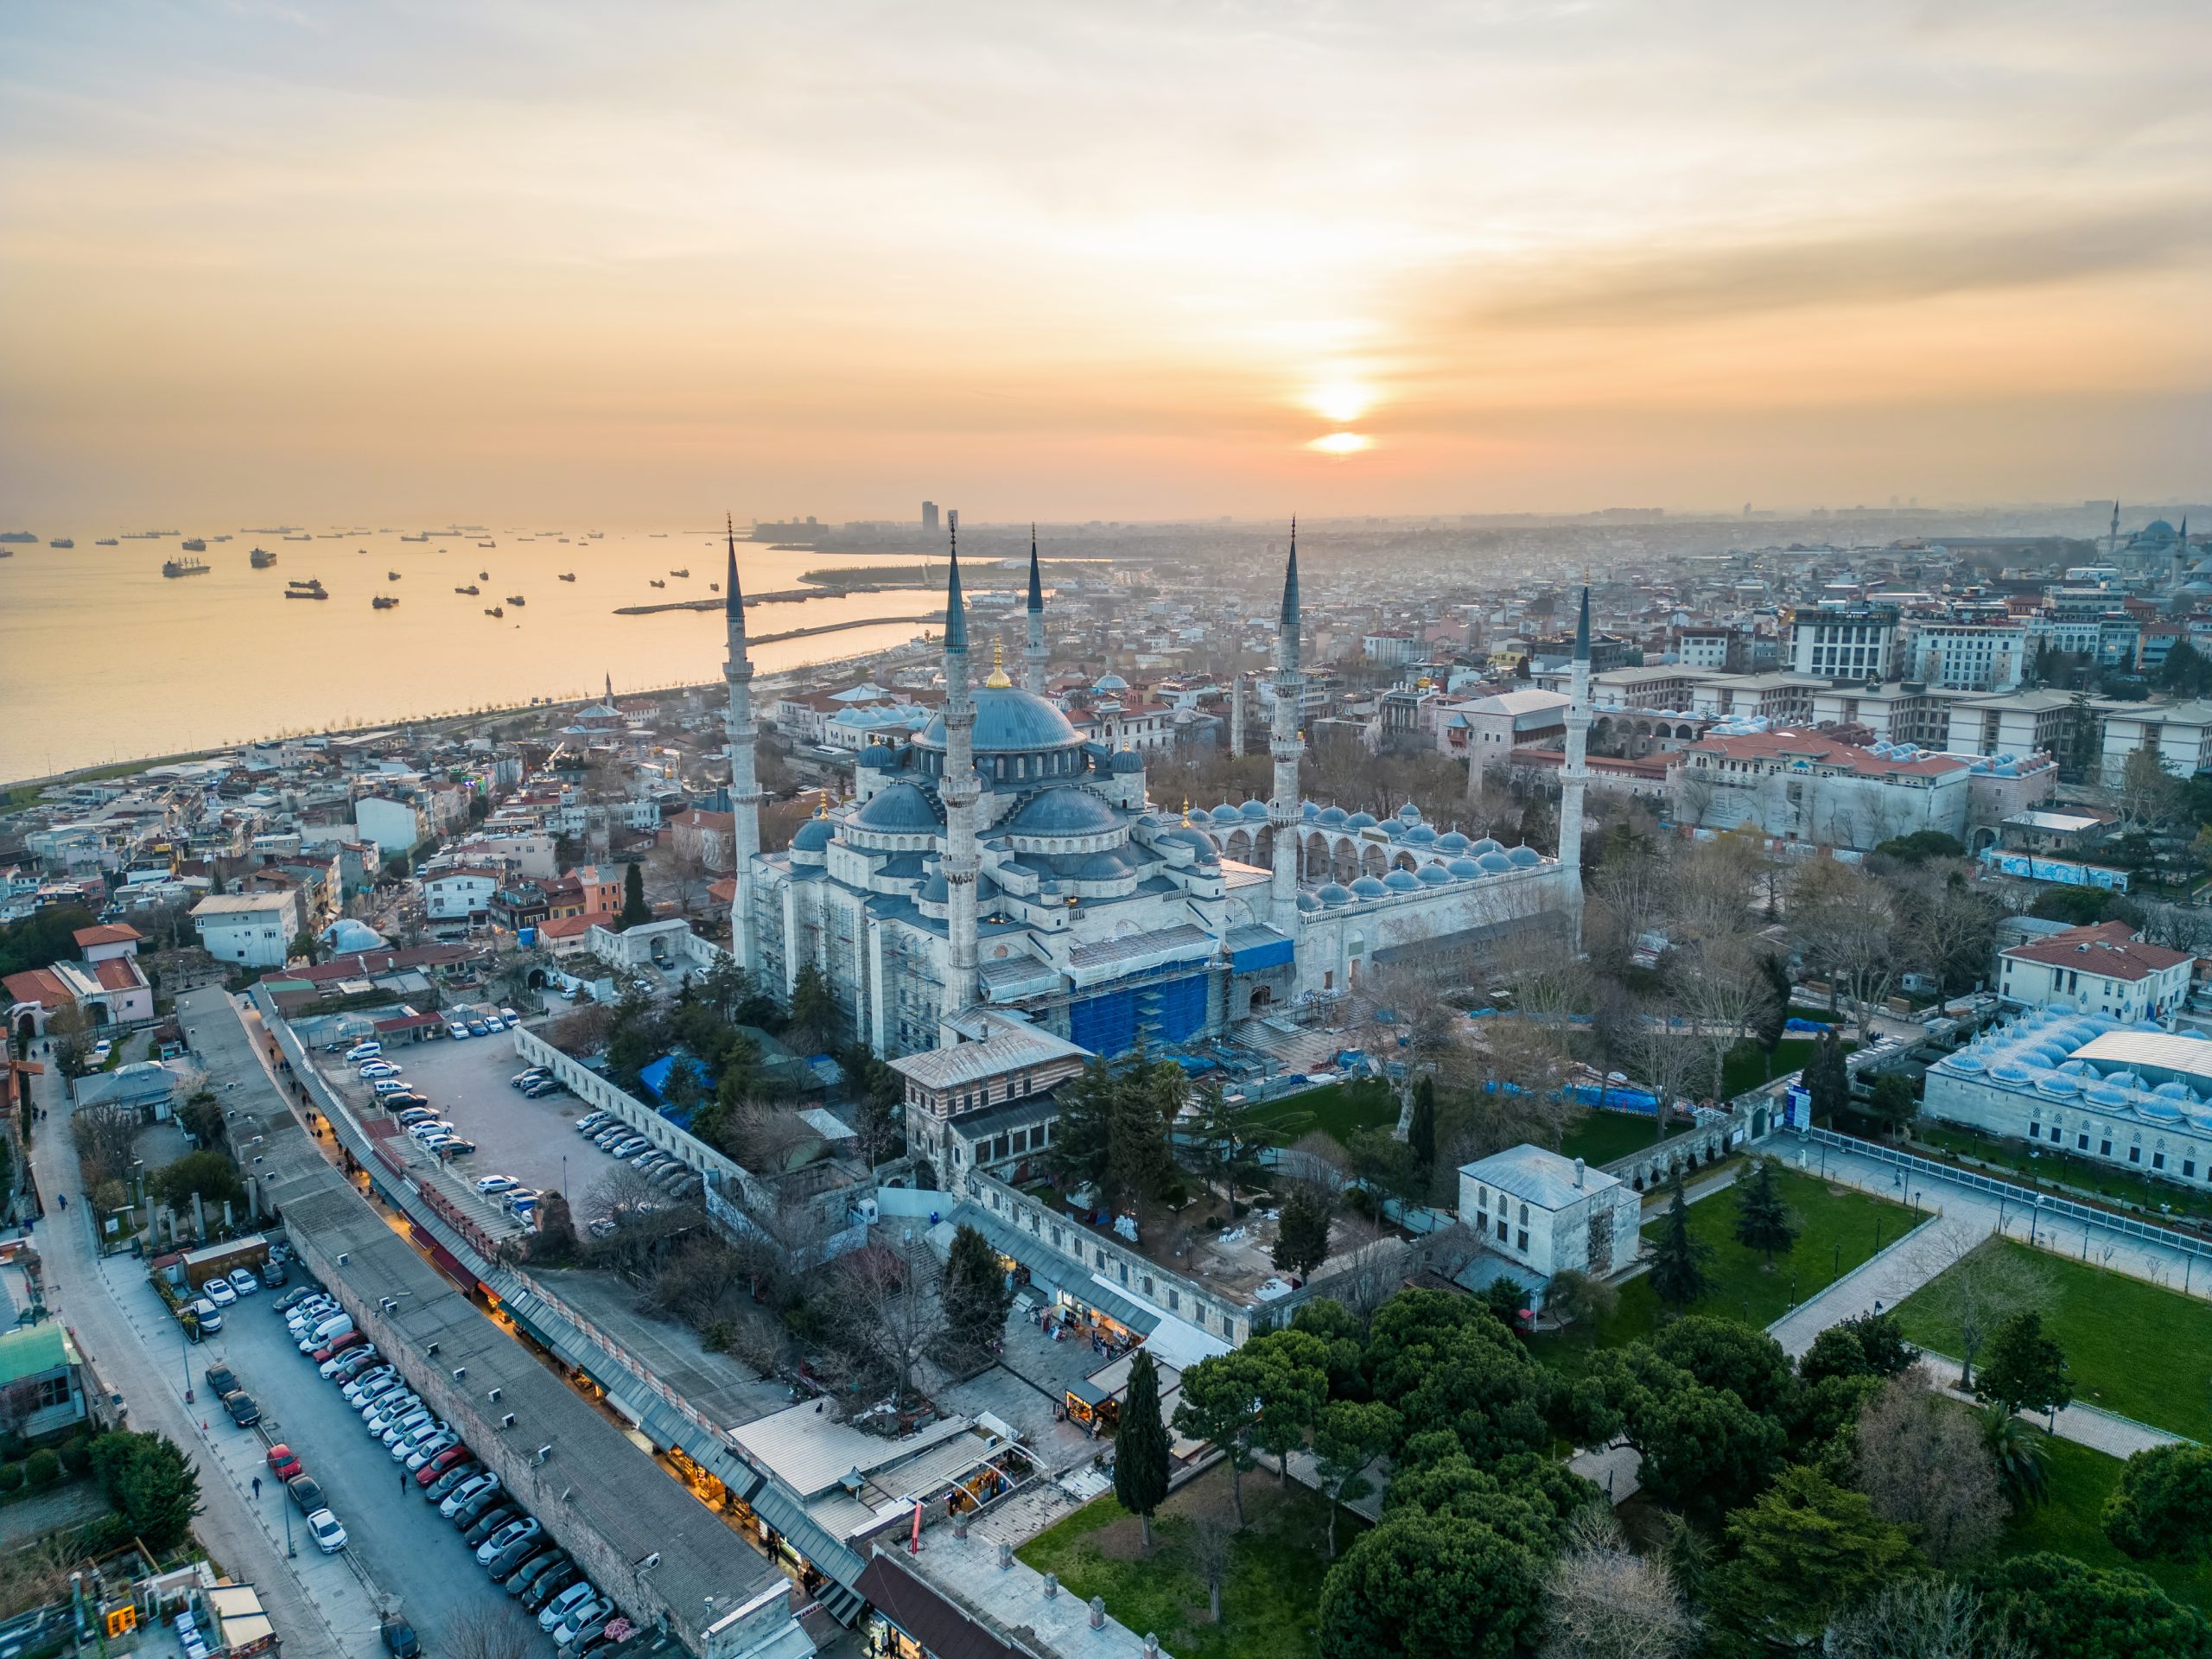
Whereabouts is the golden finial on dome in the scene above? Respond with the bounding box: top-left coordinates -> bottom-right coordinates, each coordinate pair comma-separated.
815,789 -> 830,817
1182,797 -> 1191,823
985,640 -> 1012,689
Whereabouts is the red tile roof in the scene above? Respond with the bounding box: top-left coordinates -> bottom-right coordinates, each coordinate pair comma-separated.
537,911 -> 619,940
1688,730 -> 1967,779
91,959 -> 144,993
2,969 -> 70,1008
2002,920 -> 2191,982
73,924 -> 143,949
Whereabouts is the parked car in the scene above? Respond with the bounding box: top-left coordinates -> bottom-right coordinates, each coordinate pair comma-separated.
504,1188 -> 540,1212
287,1474 -> 325,1512
378,1615 -> 420,1659
441,1472 -> 500,1519
498,1007 -> 521,1027
299,1315 -> 354,1354
464,1505 -> 521,1549
365,1395 -> 423,1435
475,1516 -> 541,1567
448,1021 -> 472,1040
517,1070 -> 553,1090
188,1300 -> 222,1336
346,1370 -> 401,1407
476,1174 -> 518,1195
316,1334 -> 369,1373
344,1042 -> 382,1062
222,1390 -> 261,1427
451,1488 -> 512,1532
359,1061 -> 401,1080
522,1079 -> 563,1099
389,1418 -> 447,1459
226,1268 -> 260,1297
205,1363 -> 240,1397
203,1278 -> 238,1308
266,1444 -> 303,1481
376,1405 -> 434,1445
521,1560 -> 583,1612
550,1594 -> 613,1646
573,1111 -> 607,1132
439,1139 -> 479,1157
259,1258 -> 288,1289
424,1460 -> 483,1501
332,1351 -> 382,1385
487,1536 -> 550,1584
273,1285 -> 322,1314
384,1090 -> 430,1110
414,1444 -> 471,1483
307,1509 -> 348,1554
397,1107 -> 437,1125
507,1548 -> 570,1597
539,1581 -> 600,1632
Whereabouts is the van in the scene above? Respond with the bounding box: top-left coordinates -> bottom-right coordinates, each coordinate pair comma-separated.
307,1313 -> 354,1347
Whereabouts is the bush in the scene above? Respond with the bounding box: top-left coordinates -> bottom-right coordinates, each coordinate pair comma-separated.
0,1462 -> 22,1493
23,1451 -> 59,1491
58,1437 -> 92,1477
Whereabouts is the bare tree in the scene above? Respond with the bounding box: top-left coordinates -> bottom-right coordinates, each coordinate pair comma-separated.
827,1230 -> 945,1408
1828,1578 -> 2027,1659
70,1102 -> 141,1191
1678,938 -> 1775,1099
1923,1231 -> 2050,1390
1188,1516 -> 1236,1625
1539,1506 -> 1700,1659
442,1607 -> 538,1659
1853,1367 -> 2007,1567
1788,859 -> 1898,1036
544,1003 -> 614,1057
2111,742 -> 2182,832
1669,830 -> 1763,944
1632,995 -> 1705,1135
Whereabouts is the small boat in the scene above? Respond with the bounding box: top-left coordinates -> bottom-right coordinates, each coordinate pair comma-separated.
95,538 -> 118,546
557,571 -> 576,582
669,568 -> 690,577
505,594 -> 525,606
50,537 -> 76,550
162,556 -> 209,577
181,537 -> 206,552
386,570 -> 401,581
372,594 -> 399,609
709,582 -> 720,593
478,569 -> 488,580
588,531 -> 603,539
649,579 -> 665,589
485,605 -> 504,618
478,539 -> 495,548
286,578 -> 327,600
284,532 -> 311,541
251,546 -> 276,568
455,583 -> 480,595
400,532 -> 429,542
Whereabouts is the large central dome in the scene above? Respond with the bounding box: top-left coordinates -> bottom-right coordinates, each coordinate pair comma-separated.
915,683 -> 1084,753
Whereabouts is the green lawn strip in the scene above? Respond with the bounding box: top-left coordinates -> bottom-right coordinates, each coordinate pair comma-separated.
1252,1078 -> 1398,1146
2003,1432 -> 2211,1611
1893,1236 -> 2212,1442
1911,1123 -> 2212,1223
1532,1166 -> 1915,1378
1719,1034 -> 1853,1099
1558,1109 -> 1681,1168
1017,1471 -> 1349,1659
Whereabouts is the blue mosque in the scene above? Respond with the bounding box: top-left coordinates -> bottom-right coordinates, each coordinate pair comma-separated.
717,525 -> 1590,1058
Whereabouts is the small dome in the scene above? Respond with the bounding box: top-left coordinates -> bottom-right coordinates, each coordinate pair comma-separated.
1397,802 -> 1422,823
1404,824 -> 1438,844
1210,804 -> 1242,823
1382,869 -> 1419,892
1240,798 -> 1270,820
1318,806 -> 1349,827
920,873 -> 950,905
855,782 -> 939,833
1507,846 -> 1542,868
1447,857 -> 1482,880
1005,789 -> 1120,837
1318,882 -> 1354,907
1471,837 -> 1504,855
2156,1080 -> 2194,1100
1094,672 -> 1129,692
857,744 -> 896,770
1944,1054 -> 1986,1074
1415,863 -> 1452,886
2034,1075 -> 2078,1097
2141,1100 -> 2184,1124
1296,891 -> 1323,912
2086,1084 -> 2129,1105
2106,1071 -> 2146,1092
1437,831 -> 1471,853
1990,1062 -> 2035,1084
1301,801 -> 1320,820
1346,811 -> 1379,830
1110,748 -> 1145,773
1477,851 -> 1514,873
1159,824 -> 1217,857
791,817 -> 836,853
1350,875 -> 1388,898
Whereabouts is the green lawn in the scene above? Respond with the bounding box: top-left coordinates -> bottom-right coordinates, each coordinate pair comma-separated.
1914,1123 -> 2212,1223
1558,1109 -> 1682,1169
2003,1432 -> 2211,1611
1534,1164 -> 1916,1375
1018,1467 -> 1351,1659
1253,1078 -> 1398,1147
1719,1033 -> 1853,1099
1893,1236 -> 2212,1442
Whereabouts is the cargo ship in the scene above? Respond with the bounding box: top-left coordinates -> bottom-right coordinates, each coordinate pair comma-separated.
162,556 -> 209,577
557,571 -> 576,582
96,538 -> 118,546
387,570 -> 402,581
372,594 -> 399,610
455,583 -> 480,595
181,537 -> 207,552
50,537 -> 75,550
505,594 -> 526,607
285,578 -> 328,600
669,568 -> 690,578
251,547 -> 276,569
484,605 -> 505,618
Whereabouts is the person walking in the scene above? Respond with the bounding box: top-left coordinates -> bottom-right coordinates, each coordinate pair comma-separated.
252,1475 -> 262,1499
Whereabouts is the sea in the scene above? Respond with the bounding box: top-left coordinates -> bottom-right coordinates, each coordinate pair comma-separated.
0,527 -> 946,783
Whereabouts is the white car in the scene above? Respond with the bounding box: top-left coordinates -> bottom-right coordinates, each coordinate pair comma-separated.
307,1509 -> 347,1554
319,1344 -> 375,1379
343,1368 -> 397,1405
365,1395 -> 423,1435
441,1471 -> 500,1519
539,1580 -> 599,1632
359,1061 -> 401,1080
498,1007 -> 521,1028
384,1412 -> 440,1451
475,1175 -> 518,1195
448,1021 -> 471,1039
203,1278 -> 238,1307
344,1042 -> 382,1062
550,1595 -> 612,1647
226,1268 -> 260,1297
404,1432 -> 459,1471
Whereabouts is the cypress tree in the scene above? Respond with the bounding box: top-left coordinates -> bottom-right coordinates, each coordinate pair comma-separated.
1648,1169 -> 1714,1313
1408,1075 -> 1437,1173
1731,1158 -> 1798,1268
1115,1349 -> 1172,1551
619,861 -> 651,928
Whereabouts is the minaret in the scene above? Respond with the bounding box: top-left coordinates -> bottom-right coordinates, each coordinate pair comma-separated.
723,516 -> 763,971
1558,584 -> 1592,946
604,671 -> 613,706
938,531 -> 982,1039
1230,668 -> 1246,758
1268,523 -> 1303,915
1023,525 -> 1048,695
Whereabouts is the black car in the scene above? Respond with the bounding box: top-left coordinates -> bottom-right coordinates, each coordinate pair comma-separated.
520,1560 -> 582,1612
486,1535 -> 551,1580
221,1390 -> 261,1427
378,1616 -> 419,1659
451,1485 -> 510,1529
425,1462 -> 483,1503
286,1474 -> 324,1512
204,1364 -> 239,1396
507,1548 -> 569,1596
260,1259 -> 288,1288
463,1506 -> 520,1549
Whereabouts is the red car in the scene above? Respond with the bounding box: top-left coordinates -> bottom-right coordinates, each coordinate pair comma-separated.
266,1444 -> 303,1482
315,1331 -> 365,1365
415,1446 -> 474,1486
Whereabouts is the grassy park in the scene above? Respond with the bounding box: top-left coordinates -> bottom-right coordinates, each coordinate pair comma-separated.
1251,1078 -> 1398,1147
1894,1236 -> 2212,1442
1018,1466 -> 1348,1659
2000,1433 -> 2211,1611
1535,1164 -> 1916,1372
1557,1109 -> 1683,1168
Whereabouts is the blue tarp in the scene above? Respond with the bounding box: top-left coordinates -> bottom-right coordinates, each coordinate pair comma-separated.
1229,935 -> 1296,973
1564,1084 -> 1661,1112
638,1052 -> 705,1106
1784,1017 -> 1828,1033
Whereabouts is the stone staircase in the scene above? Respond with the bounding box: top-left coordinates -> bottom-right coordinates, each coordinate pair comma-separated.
1230,1014 -> 1346,1078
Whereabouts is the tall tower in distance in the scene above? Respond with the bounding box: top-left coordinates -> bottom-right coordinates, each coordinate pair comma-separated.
1558,583 -> 1592,947
1024,526 -> 1048,695
723,516 -> 763,971
1268,524 -> 1303,917
1230,669 -> 1246,759
922,501 -> 939,534
938,531 -> 981,1039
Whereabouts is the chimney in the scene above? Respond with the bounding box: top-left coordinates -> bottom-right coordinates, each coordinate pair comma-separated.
1573,1156 -> 1586,1190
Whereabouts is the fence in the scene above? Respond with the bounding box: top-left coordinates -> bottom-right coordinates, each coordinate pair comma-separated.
1803,1126 -> 2212,1263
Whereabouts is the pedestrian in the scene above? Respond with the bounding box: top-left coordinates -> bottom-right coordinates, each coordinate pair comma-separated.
252,1475 -> 262,1498
401,1469 -> 410,1496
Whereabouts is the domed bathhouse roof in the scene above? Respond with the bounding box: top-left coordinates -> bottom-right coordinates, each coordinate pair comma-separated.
1471,837 -> 1504,855
1404,824 -> 1438,844
1397,803 -> 1423,823
1415,863 -> 1453,886
1477,851 -> 1514,873
1301,801 -> 1321,821
1210,804 -> 1242,823
1004,789 -> 1120,837
855,782 -> 940,832
1296,891 -> 1323,912
1240,798 -> 1270,820
1350,875 -> 1388,899
1437,831 -> 1471,853
1346,811 -> 1379,830
1507,845 -> 1542,868
1318,882 -> 1354,907
1447,857 -> 1482,880
1093,672 -> 1129,693
917,683 -> 1084,754
1317,806 -> 1350,827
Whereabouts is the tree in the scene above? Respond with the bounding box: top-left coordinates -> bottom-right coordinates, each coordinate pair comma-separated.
1189,1516 -> 1236,1624
2105,1442 -> 2212,1562
1828,1577 -> 2027,1659
149,1150 -> 245,1214
1243,1329 -> 1331,1484
1185,1077 -> 1279,1213
1173,1352 -> 1262,1524
1313,1400 -> 1400,1558
1707,1465 -> 1912,1653
1866,1073 -> 1918,1139
1319,1511 -> 1548,1659
1273,1185 -> 1334,1276
826,1230 -> 944,1408
88,1431 -> 201,1551
1973,1551 -> 2212,1659
1539,1506 -> 1700,1659
785,963 -> 842,1053
1729,1158 -> 1797,1268
1923,1232 -> 2048,1390
1799,1311 -> 1915,1386
442,1608 -> 541,1659
1975,1310 -> 2071,1421
1803,1026 -> 1852,1123
1752,952 -> 1793,1051
1645,1172 -> 1713,1314
1619,1368 -> 1785,1525
1652,1317 -> 1798,1421
1980,1406 -> 2050,1510
1542,1268 -> 1616,1342
617,861 -> 652,928
2113,743 -> 2181,832
938,1223 -> 1014,1364
1407,1075 -> 1437,1174
527,1192 -> 579,1265
1113,1349 -> 1171,1550
1853,1368 -> 2007,1567
177,1091 -> 226,1149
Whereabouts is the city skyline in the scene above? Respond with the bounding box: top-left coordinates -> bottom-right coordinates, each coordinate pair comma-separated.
3,2 -> 2207,524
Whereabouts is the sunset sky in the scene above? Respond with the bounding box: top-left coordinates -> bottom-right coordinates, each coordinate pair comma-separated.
3,1 -> 2207,524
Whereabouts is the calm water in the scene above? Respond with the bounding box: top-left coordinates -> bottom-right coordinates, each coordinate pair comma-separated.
0,527 -> 946,781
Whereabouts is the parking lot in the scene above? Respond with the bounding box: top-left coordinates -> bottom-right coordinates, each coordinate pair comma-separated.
187,1267 -> 551,1653
310,1028 -> 638,1234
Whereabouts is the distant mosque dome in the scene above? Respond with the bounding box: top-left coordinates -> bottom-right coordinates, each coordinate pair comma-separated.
1471,837 -> 1504,855
1446,857 -> 1483,880
791,816 -> 836,854
1346,811 -> 1379,830
1240,798 -> 1270,820
1507,845 -> 1542,868
1093,673 -> 1129,693
1317,806 -> 1350,827
1318,882 -> 1354,907
1436,831 -> 1471,853
2142,518 -> 2178,541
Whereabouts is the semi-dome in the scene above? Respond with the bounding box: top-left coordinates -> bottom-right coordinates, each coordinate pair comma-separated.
1415,863 -> 1452,886
1240,798 -> 1269,820
1350,875 -> 1388,899
855,782 -> 940,832
920,873 -> 949,905
1382,869 -> 1419,892
1005,789 -> 1120,837
1318,882 -> 1353,907
916,684 -> 1084,754
791,817 -> 837,853
1077,849 -> 1136,880
1507,846 -> 1541,868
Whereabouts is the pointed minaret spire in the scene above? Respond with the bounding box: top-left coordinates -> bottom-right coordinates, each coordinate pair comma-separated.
1023,524 -> 1048,694
725,512 -> 744,626
1559,582 -> 1592,946
605,671 -> 613,704
937,522 -> 979,1040
1280,517 -> 1300,629
1268,518 -> 1303,919
1574,584 -> 1591,663
943,524 -> 968,653
721,509 -> 762,972
1027,526 -> 1042,614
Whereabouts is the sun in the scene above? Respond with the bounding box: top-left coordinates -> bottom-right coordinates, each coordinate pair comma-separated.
1308,431 -> 1371,455
1305,380 -> 1373,424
